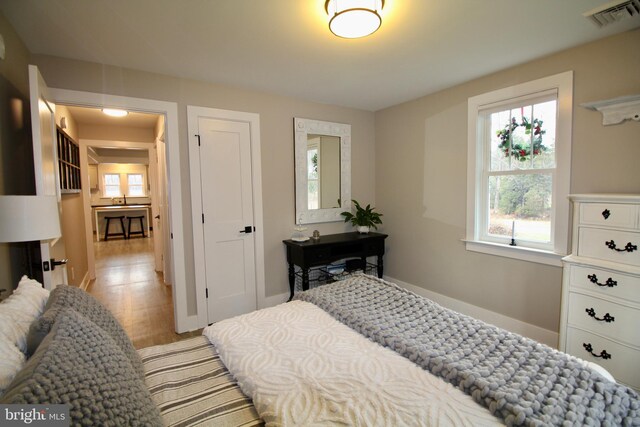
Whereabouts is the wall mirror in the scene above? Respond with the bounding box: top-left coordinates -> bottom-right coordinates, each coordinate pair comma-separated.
294,118 -> 351,224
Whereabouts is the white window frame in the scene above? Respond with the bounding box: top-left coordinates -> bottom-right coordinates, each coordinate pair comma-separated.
465,71 -> 573,266
127,173 -> 146,197
99,166 -> 148,199
103,173 -> 121,197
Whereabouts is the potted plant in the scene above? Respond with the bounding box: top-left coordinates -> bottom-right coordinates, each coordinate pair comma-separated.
340,200 -> 383,234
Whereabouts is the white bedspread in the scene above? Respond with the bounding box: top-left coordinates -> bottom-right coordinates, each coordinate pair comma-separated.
204,301 -> 503,426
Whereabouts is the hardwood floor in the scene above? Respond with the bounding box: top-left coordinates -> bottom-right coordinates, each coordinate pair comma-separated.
87,234 -> 200,349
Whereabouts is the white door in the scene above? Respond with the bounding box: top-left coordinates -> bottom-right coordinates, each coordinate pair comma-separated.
198,118 -> 256,322
28,65 -> 67,289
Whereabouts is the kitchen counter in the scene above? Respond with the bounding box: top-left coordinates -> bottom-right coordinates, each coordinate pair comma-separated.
91,203 -> 151,208
94,205 -> 151,241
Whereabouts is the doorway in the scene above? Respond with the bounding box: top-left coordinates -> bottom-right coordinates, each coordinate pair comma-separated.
49,87 -> 193,333
56,104 -> 177,346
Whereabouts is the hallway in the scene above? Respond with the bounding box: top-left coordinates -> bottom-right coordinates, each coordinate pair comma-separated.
87,235 -> 197,349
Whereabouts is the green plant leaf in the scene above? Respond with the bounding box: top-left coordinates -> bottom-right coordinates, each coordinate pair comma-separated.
341,199 -> 383,228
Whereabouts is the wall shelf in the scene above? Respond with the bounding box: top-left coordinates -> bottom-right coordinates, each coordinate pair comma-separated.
581,94 -> 640,125
56,126 -> 81,192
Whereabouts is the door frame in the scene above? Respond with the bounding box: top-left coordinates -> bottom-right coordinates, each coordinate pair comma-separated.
187,106 -> 265,328
49,88 -> 194,333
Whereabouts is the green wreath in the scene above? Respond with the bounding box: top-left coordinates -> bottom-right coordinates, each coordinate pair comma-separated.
497,117 -> 547,162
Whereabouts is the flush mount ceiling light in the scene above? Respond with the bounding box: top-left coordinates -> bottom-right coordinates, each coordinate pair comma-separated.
325,0 -> 385,39
102,108 -> 129,117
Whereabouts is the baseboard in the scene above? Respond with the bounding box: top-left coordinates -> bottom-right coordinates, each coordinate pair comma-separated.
79,271 -> 90,291
384,275 -> 559,348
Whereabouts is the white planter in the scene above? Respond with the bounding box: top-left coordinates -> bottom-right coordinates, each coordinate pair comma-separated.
356,226 -> 370,234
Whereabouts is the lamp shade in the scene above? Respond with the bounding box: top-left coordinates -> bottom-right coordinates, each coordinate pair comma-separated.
0,195 -> 61,242
325,0 -> 384,39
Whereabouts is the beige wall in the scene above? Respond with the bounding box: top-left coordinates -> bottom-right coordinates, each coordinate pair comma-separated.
375,29 -> 640,333
32,54 -> 377,314
55,105 -> 79,141
59,193 -> 87,285
0,13 -> 35,293
80,124 -> 154,142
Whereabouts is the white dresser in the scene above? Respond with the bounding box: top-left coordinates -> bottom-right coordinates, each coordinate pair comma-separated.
559,194 -> 640,391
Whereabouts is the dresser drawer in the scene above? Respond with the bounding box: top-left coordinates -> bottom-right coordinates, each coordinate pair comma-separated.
579,203 -> 638,230
578,228 -> 640,267
565,327 -> 640,389
306,247 -> 331,263
569,265 -> 640,304
567,293 -> 639,345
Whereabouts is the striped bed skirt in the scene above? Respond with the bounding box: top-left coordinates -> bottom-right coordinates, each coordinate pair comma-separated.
139,336 -> 263,427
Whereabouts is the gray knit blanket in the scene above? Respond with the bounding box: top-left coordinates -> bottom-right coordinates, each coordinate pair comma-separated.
294,274 -> 640,426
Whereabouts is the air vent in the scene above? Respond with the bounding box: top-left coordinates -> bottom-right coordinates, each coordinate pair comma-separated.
584,0 -> 640,26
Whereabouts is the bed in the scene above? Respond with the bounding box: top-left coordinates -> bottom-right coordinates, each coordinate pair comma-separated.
2,274 -> 638,426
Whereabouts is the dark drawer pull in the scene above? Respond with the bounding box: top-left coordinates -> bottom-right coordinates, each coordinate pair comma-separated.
583,343 -> 611,360
587,274 -> 617,288
602,209 -> 611,219
585,308 -> 615,323
605,240 -> 637,253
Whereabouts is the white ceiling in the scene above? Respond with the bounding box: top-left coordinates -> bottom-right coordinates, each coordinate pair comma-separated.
2,0 -> 638,111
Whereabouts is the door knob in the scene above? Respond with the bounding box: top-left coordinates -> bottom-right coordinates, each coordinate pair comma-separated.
155,215 -> 160,219
50,258 -> 68,271
239,226 -> 253,234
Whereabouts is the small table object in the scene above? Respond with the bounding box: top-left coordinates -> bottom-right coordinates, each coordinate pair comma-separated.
283,231 -> 388,301
94,205 -> 151,242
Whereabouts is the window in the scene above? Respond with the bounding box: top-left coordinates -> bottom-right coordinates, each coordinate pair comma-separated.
100,167 -> 147,198
127,174 -> 145,196
103,174 -> 121,197
307,143 -> 319,210
466,72 -> 573,266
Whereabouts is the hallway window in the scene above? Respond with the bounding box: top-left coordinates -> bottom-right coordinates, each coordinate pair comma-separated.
104,174 -> 121,197
128,174 -> 145,196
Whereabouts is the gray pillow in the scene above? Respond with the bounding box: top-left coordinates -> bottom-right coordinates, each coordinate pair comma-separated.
26,285 -> 144,379
1,309 -> 162,426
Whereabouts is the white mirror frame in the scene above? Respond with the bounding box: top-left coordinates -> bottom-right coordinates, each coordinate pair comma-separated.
294,117 -> 351,224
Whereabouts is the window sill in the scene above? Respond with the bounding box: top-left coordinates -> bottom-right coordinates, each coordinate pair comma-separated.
463,239 -> 564,267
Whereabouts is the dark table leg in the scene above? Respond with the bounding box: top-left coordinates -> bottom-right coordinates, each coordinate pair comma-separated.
302,268 -> 310,291
287,263 -> 295,302
377,255 -> 384,278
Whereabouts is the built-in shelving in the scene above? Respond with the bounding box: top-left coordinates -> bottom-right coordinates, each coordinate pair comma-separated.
56,126 -> 81,193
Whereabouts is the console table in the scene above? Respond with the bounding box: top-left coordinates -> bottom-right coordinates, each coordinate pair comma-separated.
283,232 -> 388,301
93,205 -> 151,242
